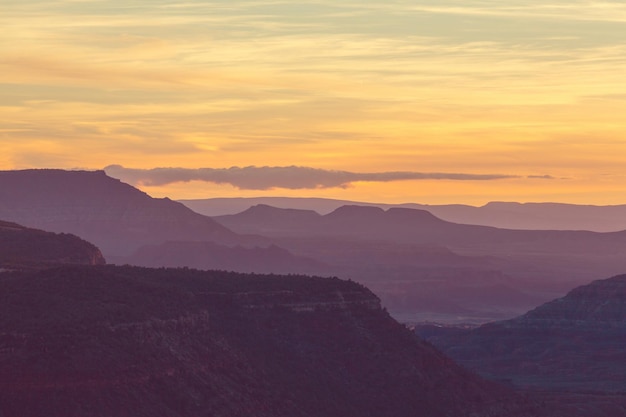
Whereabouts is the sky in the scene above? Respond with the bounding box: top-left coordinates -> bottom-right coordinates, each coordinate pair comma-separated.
3,0 -> 626,205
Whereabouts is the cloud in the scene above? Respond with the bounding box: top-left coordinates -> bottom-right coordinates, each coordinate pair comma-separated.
527,174 -> 556,179
104,165 -> 521,190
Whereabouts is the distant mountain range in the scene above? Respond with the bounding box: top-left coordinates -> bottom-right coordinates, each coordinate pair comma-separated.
213,204 -> 626,250
5,169 -> 626,323
214,204 -> 626,281
210,203 -> 626,321
180,197 -> 626,232
0,264 -> 540,417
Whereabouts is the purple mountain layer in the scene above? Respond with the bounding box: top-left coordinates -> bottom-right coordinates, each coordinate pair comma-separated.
0,169 -> 253,257
181,197 -> 626,232
0,264 -> 540,417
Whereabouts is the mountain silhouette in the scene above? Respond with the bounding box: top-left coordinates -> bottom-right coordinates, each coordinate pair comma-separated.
216,204 -> 626,278
0,169 -> 251,258
184,197 -> 626,232
212,203 -> 626,321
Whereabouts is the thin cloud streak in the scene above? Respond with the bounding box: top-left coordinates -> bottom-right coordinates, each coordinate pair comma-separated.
104,165 -> 525,190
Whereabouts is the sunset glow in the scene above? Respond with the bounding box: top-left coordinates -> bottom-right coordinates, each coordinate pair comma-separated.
3,0 -> 626,204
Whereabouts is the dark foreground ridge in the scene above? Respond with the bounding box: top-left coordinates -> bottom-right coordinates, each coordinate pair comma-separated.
0,265 -> 539,417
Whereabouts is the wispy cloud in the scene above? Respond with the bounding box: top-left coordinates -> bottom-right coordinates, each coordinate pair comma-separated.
2,1 -> 626,205
104,165 -> 524,190
406,2 -> 626,23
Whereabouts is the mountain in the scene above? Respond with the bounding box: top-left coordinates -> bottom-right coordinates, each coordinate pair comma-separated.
0,169 -> 251,258
0,265 -> 540,417
214,204 -> 452,239
215,204 -> 626,279
180,196 -> 366,216
0,170 -> 537,321
182,197 -> 626,232
211,204 -> 626,322
0,220 -> 105,269
416,274 -> 626,393
212,204 -> 322,236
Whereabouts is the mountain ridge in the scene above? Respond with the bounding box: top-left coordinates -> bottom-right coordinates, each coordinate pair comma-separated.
0,264 -> 540,417
0,169 -> 252,257
181,197 -> 626,232
214,203 -> 626,257
416,274 -> 626,396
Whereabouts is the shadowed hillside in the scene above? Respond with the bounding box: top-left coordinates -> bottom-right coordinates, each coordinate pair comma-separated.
0,220 -> 105,268
0,265 -> 541,417
416,274 -> 626,415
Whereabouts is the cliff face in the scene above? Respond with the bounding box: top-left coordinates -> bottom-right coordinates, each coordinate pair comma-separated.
0,169 -> 247,257
0,220 -> 105,268
0,265 -> 538,417
417,274 -> 626,394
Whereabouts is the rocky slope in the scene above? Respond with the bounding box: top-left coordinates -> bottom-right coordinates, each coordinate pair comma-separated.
0,265 -> 541,417
0,169 -> 250,258
0,220 -> 105,268
416,274 -> 626,393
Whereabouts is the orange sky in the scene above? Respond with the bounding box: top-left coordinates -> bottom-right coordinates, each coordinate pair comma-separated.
3,1 -> 626,205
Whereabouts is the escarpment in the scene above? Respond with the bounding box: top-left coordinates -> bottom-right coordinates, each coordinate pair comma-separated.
0,265 -> 539,417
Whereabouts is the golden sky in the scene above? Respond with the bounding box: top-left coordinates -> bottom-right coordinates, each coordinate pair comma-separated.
3,0 -> 626,204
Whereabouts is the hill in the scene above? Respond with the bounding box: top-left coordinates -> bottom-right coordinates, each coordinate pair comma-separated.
0,265 -> 540,417
0,220 -> 105,269
0,169 -> 251,258
416,274 -> 626,393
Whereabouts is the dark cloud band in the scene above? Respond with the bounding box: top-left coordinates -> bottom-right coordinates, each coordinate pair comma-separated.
104,165 -> 525,190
